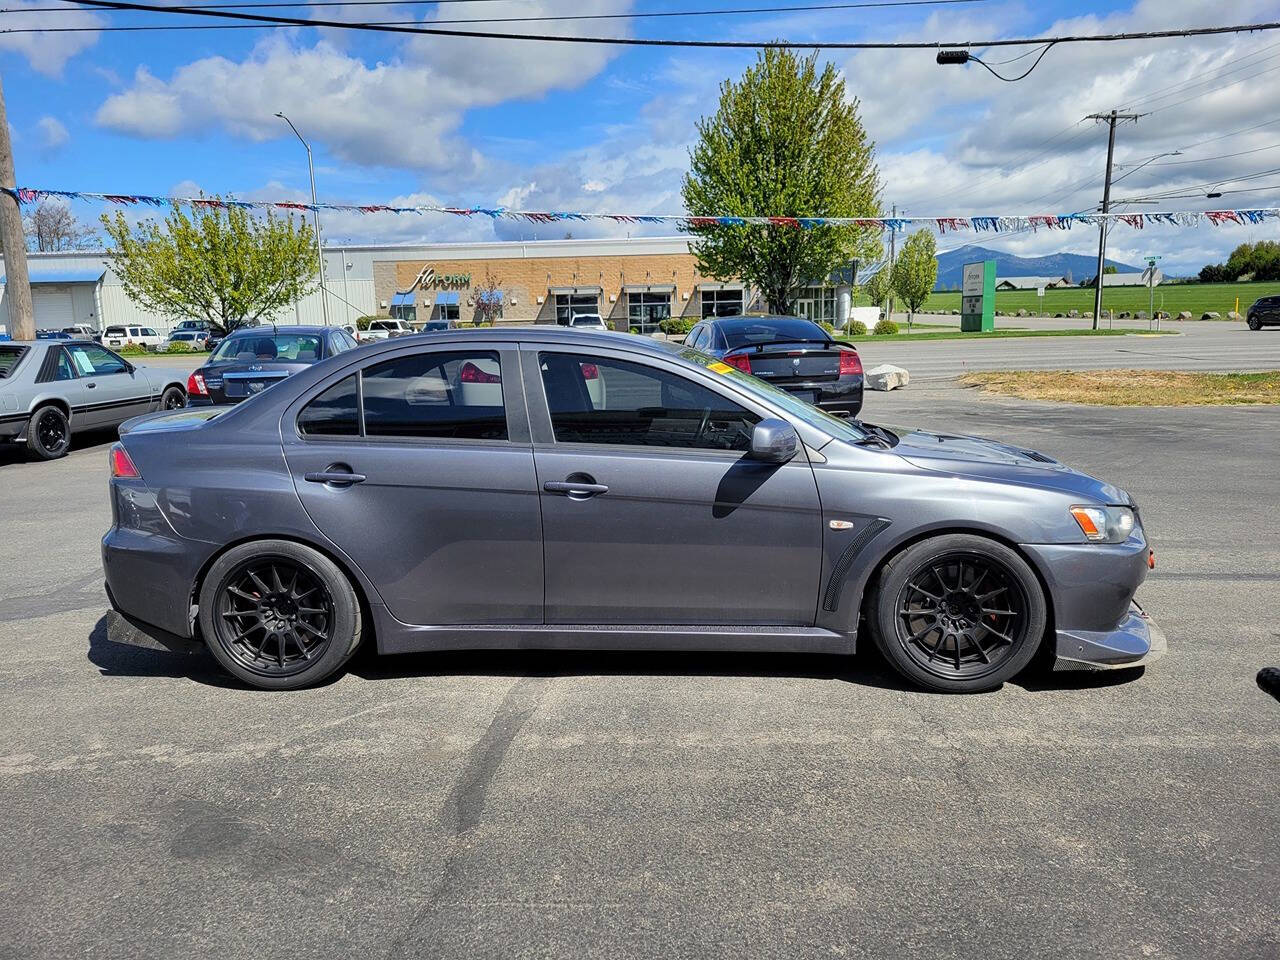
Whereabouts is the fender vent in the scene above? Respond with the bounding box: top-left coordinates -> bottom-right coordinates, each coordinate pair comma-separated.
822,518 -> 891,612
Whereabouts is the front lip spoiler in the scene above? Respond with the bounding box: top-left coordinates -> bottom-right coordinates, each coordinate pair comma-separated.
1052,600 -> 1167,671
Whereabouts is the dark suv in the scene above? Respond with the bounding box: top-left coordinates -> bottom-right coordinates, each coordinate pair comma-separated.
1246,296 -> 1279,330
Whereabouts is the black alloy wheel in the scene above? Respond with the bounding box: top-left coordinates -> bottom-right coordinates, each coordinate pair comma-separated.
1247,316 -> 1262,330
869,533 -> 1047,693
161,385 -> 187,409
27,405 -> 71,460
214,557 -> 334,678
198,539 -> 363,690
895,551 -> 1028,681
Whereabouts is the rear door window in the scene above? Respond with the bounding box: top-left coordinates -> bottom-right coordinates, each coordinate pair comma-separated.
298,374 -> 360,436
363,351 -> 506,440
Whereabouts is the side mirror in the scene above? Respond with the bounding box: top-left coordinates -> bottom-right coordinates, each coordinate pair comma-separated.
749,417 -> 799,463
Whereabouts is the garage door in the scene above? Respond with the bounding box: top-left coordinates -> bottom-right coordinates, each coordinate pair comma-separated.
33,289 -> 74,329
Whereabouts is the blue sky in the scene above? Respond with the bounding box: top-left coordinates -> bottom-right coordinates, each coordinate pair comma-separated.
5,0 -> 1279,272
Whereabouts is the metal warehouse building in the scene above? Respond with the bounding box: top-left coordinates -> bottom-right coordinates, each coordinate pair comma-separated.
1,237 -> 864,334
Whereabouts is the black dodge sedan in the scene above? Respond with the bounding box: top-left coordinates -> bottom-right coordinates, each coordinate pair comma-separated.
684,316 -> 863,417
187,325 -> 360,405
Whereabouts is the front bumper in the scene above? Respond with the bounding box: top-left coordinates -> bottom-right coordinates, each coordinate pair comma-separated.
1052,601 -> 1167,671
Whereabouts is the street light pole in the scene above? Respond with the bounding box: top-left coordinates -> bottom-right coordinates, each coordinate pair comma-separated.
1086,110 -> 1140,330
275,112 -> 330,326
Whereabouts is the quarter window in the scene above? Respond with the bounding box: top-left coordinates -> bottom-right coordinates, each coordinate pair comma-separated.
362,351 -> 507,440
298,374 -> 360,436
538,352 -> 759,451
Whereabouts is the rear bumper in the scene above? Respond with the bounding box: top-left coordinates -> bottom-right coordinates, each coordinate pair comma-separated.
1052,601 -> 1167,671
102,524 -> 209,639
0,413 -> 28,440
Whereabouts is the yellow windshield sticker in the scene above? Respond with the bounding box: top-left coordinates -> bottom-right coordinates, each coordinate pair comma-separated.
708,361 -> 735,375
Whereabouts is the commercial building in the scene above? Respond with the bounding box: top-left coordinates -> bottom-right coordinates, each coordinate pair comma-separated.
1,236 -> 862,335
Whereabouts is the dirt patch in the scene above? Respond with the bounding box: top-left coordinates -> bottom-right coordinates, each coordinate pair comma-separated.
959,369 -> 1280,406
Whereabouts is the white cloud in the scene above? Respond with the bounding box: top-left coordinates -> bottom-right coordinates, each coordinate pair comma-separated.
0,1 -> 103,76
36,116 -> 69,155
95,0 -> 632,178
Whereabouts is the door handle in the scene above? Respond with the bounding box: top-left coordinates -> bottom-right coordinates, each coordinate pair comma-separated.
85,382 -> 97,389
543,480 -> 609,496
304,470 -> 367,486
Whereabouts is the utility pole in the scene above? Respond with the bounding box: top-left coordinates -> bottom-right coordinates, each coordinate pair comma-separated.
1086,110 -> 1140,329
0,74 -> 34,340
887,203 -> 897,320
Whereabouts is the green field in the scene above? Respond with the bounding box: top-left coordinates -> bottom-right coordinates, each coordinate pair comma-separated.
920,281 -> 1280,317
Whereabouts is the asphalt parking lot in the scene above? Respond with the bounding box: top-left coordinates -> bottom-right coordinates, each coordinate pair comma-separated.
1,373 -> 1278,958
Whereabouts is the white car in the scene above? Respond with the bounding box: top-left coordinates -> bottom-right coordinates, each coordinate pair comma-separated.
569,314 -> 609,332
362,319 -> 415,341
102,325 -> 164,350
158,330 -> 209,351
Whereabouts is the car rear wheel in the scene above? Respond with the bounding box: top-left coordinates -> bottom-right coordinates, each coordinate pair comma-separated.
198,540 -> 363,690
867,534 -> 1046,693
161,385 -> 187,410
26,404 -> 71,461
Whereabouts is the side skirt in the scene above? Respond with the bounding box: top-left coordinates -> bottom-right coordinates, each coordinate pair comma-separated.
373,612 -> 855,657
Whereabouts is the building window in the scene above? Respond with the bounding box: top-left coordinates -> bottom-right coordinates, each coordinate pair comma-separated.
555,293 -> 600,325
627,292 -> 671,334
701,288 -> 744,318
439,303 -> 461,323
390,291 -> 417,324
793,286 -> 836,323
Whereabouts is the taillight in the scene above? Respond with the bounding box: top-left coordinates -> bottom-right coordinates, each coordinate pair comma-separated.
459,361 -> 500,384
838,348 -> 863,377
187,371 -> 207,395
723,352 -> 753,373
580,363 -> 599,380
109,444 -> 140,479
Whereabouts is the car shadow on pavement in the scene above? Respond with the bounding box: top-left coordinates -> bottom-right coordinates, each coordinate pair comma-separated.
87,612 -> 241,688
0,427 -> 123,467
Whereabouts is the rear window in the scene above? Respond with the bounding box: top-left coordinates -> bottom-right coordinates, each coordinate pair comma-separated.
0,346 -> 28,378
210,333 -> 323,364
721,318 -> 828,349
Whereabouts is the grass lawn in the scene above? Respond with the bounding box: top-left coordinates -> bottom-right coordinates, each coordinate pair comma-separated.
839,327 -> 1174,344
960,370 -> 1280,406
921,280 -> 1280,318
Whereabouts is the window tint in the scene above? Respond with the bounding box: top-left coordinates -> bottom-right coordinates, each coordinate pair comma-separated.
363,351 -> 507,440
538,352 -> 759,451
67,343 -> 128,376
298,374 -> 359,436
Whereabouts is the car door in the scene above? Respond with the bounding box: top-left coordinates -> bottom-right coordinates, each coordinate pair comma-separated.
524,344 -> 824,625
63,342 -> 153,427
280,343 -> 543,626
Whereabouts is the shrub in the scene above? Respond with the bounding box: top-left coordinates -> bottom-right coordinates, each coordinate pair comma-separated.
873,319 -> 899,335
165,341 -> 193,353
629,326 -> 641,335
817,320 -> 835,335
116,340 -> 151,356
356,315 -> 380,331
659,316 -> 696,336
845,320 -> 867,336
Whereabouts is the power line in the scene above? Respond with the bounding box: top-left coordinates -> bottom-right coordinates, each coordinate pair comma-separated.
1118,39 -> 1280,111
39,2 -> 1280,49
0,0 -> 990,24
1116,166 -> 1280,203
1132,142 -> 1280,168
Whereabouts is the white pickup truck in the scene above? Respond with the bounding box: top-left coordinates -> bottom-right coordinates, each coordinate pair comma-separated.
361,318 -> 415,341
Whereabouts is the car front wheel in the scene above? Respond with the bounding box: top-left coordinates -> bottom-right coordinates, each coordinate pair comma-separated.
868,534 -> 1047,693
26,404 -> 71,461
1247,316 -> 1262,330
198,540 -> 363,690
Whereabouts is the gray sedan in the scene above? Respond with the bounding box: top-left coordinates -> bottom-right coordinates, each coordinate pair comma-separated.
102,328 -> 1163,692
0,340 -> 188,460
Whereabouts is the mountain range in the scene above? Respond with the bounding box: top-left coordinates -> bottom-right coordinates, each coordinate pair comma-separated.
932,244 -> 1140,290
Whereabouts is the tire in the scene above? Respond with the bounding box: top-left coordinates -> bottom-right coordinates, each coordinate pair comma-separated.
160,385 -> 187,410
26,404 -> 71,461
197,539 -> 363,690
1247,317 -> 1262,331
867,534 -> 1047,693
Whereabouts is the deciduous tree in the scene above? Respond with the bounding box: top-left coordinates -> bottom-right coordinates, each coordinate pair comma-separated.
889,229 -> 937,330
682,48 -> 881,316
101,201 -> 318,334
23,199 -> 98,251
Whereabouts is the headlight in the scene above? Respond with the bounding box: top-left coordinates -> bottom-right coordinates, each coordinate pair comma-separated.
1070,505 -> 1137,543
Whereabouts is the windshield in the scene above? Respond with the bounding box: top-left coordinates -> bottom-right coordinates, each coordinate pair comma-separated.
721,317 -> 827,349
671,344 -> 869,443
571,317 -> 603,326
0,345 -> 27,378
209,333 -> 323,364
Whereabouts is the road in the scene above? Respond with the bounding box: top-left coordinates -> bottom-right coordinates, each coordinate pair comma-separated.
0,382 -> 1277,959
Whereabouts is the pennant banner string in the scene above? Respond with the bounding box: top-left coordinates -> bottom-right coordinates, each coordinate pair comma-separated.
5,187 -> 1278,233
